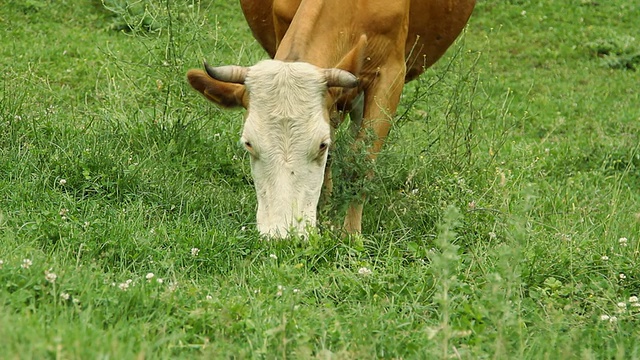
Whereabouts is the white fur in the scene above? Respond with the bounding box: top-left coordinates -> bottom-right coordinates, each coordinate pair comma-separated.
242,60 -> 331,237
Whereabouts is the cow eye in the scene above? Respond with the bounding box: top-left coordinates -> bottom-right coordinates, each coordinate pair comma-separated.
241,138 -> 253,152
243,140 -> 260,160
319,141 -> 329,152
241,139 -> 258,158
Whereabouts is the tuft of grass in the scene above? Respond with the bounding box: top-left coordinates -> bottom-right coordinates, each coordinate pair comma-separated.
586,33 -> 640,70
102,0 -> 164,32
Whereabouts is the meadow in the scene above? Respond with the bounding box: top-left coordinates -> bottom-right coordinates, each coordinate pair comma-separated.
1,0 -> 639,358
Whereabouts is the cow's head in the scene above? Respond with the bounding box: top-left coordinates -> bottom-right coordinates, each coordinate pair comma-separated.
187,60 -> 357,237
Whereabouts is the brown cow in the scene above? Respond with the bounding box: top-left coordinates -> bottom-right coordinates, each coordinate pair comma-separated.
187,0 -> 475,237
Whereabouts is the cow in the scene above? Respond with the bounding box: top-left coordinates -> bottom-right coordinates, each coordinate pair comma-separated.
187,0 -> 476,237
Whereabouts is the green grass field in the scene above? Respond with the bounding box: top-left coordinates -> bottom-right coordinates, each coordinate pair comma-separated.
1,0 -> 639,358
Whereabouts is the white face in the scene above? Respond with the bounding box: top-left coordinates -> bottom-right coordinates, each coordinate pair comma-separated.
242,60 -> 331,237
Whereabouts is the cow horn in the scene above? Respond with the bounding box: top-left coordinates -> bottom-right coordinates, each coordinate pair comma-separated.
324,68 -> 358,88
204,61 -> 248,84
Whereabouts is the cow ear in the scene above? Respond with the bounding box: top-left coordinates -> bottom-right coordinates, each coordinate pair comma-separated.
186,69 -> 247,108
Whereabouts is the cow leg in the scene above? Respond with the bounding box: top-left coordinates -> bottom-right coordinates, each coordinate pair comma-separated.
348,92 -> 365,136
343,63 -> 406,233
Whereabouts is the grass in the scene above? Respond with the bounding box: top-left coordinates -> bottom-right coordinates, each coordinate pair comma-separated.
1,0 -> 639,358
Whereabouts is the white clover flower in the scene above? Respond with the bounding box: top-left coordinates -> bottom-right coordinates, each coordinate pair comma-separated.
609,316 -> 618,323
60,292 -> 70,301
45,269 -> 57,283
145,272 -> 155,281
21,259 -> 32,269
620,273 -> 627,279
600,314 -> 610,321
619,237 -> 628,246
0,259 -> 3,268
269,254 -> 278,260
488,232 -> 497,240
629,296 -> 638,303
358,267 -> 372,276
156,278 -> 164,284
293,288 -> 300,294
205,295 -> 213,300
276,285 -> 284,297
59,179 -> 67,186
617,302 -> 627,308
118,282 -> 129,291
191,247 -> 200,256
601,255 -> 609,261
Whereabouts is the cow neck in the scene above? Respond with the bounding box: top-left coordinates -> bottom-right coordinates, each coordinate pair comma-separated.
273,0 -> 353,69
